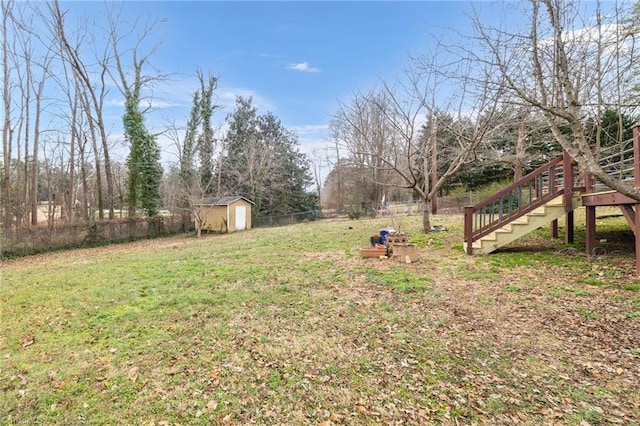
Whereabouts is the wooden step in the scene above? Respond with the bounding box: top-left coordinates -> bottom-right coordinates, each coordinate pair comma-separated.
466,195 -> 582,255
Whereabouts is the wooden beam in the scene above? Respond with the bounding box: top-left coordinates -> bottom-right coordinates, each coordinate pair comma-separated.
619,205 -> 636,234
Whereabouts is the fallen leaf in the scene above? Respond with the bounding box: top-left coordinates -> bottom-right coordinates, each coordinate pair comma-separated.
206,400 -> 218,411
22,335 -> 35,347
127,366 -> 139,383
209,367 -> 221,380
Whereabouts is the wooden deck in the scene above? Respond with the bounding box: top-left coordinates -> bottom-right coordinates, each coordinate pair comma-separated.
465,126 -> 640,275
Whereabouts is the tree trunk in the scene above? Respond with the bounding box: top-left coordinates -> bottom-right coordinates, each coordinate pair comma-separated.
22,57 -> 31,227
514,121 -> 526,181
429,115 -> 438,215
2,3 -> 13,229
422,197 -> 431,233
30,76 -> 45,226
67,97 -> 77,223
88,115 -> 104,220
79,135 -> 90,221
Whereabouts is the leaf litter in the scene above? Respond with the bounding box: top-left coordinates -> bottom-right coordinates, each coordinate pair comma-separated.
1,215 -> 639,424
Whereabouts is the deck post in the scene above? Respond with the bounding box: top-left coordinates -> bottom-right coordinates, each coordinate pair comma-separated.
634,126 -> 640,188
551,219 -> 558,238
562,151 -> 575,244
634,127 -> 640,275
562,151 -> 574,212
585,206 -> 596,256
635,204 -> 640,277
565,211 -> 575,244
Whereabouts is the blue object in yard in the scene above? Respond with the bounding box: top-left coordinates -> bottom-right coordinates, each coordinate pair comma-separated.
379,229 -> 389,244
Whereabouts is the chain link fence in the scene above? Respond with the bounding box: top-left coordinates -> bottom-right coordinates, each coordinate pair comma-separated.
1,215 -> 193,258
253,211 -> 320,228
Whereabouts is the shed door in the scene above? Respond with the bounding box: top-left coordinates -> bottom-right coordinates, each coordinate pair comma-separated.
235,205 -> 246,231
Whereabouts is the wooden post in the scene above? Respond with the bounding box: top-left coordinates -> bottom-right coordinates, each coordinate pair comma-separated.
585,206 -> 596,256
634,126 -> 640,276
562,151 -> 574,212
634,126 -> 640,189
562,151 -> 575,244
464,206 -> 473,255
551,219 -> 558,239
565,211 -> 574,244
635,204 -> 640,276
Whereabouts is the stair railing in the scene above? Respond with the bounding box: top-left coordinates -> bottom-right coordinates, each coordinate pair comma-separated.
464,153 -> 576,254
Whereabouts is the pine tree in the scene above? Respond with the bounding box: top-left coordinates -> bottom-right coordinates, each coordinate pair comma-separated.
219,96 -> 313,216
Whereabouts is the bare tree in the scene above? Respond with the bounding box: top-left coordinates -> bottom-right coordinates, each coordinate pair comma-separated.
309,148 -> 326,208
332,90 -> 395,214
472,0 -> 640,199
49,0 -> 116,218
475,105 -> 559,181
332,52 -> 504,232
2,0 -> 14,228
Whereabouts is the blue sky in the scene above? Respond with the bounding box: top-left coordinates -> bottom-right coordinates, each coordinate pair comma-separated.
10,1 -> 619,169
76,1 -> 493,164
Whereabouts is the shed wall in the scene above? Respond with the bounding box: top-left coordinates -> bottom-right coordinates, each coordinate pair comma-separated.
198,199 -> 252,232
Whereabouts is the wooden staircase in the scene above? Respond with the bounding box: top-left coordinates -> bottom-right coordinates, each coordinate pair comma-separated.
465,194 -> 582,255
464,127 -> 640,276
464,152 -> 580,255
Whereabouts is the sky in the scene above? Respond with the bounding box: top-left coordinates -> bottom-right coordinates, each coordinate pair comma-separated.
8,0 -> 623,175
61,1 -> 500,167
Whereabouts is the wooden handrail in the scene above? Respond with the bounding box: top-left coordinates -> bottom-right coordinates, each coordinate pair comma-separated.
464,154 -> 574,247
471,155 -> 563,213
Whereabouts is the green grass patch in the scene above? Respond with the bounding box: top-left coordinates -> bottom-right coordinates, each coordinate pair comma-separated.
2,214 -> 639,424
363,266 -> 432,291
504,285 -> 522,293
623,283 -> 640,292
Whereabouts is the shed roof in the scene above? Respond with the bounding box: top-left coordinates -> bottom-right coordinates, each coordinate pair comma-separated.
199,195 -> 255,206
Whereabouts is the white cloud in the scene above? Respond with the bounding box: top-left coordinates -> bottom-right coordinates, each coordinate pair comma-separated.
292,124 -> 330,135
218,88 -> 276,112
286,62 -> 321,73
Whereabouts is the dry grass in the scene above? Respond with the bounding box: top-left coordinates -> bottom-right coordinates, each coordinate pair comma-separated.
1,213 -> 639,425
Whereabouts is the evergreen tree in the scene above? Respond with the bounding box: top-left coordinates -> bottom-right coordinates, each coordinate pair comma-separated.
219,96 -> 313,216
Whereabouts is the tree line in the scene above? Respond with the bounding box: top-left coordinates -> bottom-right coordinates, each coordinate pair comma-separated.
1,0 -> 313,232
3,0 -> 639,237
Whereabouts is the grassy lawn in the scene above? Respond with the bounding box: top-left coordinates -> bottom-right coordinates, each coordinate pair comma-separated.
1,213 -> 639,425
